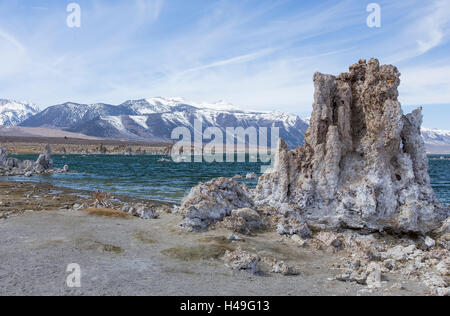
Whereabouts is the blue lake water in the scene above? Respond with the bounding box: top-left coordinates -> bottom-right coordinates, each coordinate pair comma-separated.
4,154 -> 450,205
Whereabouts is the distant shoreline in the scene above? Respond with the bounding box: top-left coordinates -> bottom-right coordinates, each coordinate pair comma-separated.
0,136 -> 172,155
2,135 -> 450,155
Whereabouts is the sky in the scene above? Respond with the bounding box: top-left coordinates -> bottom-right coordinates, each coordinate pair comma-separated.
0,0 -> 450,129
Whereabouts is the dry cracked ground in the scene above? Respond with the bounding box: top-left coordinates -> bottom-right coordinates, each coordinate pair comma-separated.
0,181 -> 431,296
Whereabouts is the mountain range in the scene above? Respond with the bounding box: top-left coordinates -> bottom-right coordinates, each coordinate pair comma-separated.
0,99 -> 39,126
12,97 -> 308,148
421,128 -> 450,154
1,98 -> 449,153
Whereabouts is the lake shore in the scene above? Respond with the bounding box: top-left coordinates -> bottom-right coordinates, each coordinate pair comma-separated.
0,136 -> 171,155
0,179 -> 445,296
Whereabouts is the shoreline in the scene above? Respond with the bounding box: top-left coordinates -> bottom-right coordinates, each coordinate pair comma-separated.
0,180 -> 173,218
0,175 -> 182,205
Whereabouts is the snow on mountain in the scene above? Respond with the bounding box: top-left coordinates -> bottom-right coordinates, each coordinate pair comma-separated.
129,116 -> 150,129
421,128 -> 450,153
0,99 -> 39,126
421,128 -> 450,145
20,97 -> 309,148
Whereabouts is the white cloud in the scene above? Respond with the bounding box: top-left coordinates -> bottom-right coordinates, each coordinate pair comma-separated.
415,0 -> 450,54
400,64 -> 450,106
136,0 -> 165,22
0,28 -> 28,76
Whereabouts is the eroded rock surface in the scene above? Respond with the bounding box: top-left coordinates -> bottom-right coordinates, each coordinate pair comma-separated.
254,59 -> 449,234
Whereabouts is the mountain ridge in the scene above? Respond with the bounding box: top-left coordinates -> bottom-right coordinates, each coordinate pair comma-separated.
0,99 -> 39,126
18,97 -> 308,148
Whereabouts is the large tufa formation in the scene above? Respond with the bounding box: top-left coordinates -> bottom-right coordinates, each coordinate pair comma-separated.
253,59 -> 448,234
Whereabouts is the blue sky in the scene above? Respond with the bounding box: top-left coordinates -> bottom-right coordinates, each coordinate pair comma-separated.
0,0 -> 449,129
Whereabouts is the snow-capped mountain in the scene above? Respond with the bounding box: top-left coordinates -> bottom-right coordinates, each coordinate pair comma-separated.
421,128 -> 450,153
421,128 -> 450,145
0,99 -> 39,126
20,97 -> 309,148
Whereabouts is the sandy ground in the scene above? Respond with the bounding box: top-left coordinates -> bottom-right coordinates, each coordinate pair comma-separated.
0,181 -> 429,296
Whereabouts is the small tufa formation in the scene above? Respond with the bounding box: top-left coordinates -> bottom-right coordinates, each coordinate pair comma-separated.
35,145 -> 53,171
0,146 -> 7,164
122,203 -> 159,219
270,260 -> 301,276
0,145 -> 67,176
254,59 -> 449,234
223,208 -> 265,235
223,247 -> 260,275
277,217 -> 311,238
180,178 -> 254,231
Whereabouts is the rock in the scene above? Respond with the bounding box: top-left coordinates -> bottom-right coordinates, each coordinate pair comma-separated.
224,208 -> 265,235
424,236 -> 436,249
253,59 -> 449,234
383,259 -> 396,271
291,234 -> 308,247
223,248 -> 260,275
422,272 -> 447,289
384,244 -> 417,262
390,283 -> 404,291
315,231 -> 343,249
72,203 -> 84,211
180,178 -> 253,231
436,287 -> 449,297
124,203 -> 159,219
366,262 -> 382,289
436,259 -> 449,276
277,217 -> 311,238
137,205 -> 159,219
245,172 -> 258,180
35,145 -> 53,170
271,261 -> 300,276
336,268 -> 367,285
337,262 -> 383,288
439,218 -> 450,234
0,147 -> 8,165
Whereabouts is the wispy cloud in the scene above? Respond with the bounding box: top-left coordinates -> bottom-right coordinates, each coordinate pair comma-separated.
136,0 -> 165,23
0,28 -> 25,53
415,0 -> 450,54
0,0 -> 449,127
